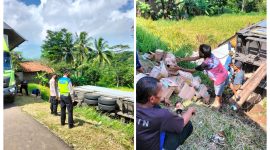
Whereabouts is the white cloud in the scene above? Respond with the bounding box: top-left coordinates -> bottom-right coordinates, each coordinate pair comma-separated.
4,0 -> 134,58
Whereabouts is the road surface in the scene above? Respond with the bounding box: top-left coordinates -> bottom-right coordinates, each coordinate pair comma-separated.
4,103 -> 72,150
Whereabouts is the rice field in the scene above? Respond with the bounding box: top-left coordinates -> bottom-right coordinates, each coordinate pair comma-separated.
137,13 -> 266,51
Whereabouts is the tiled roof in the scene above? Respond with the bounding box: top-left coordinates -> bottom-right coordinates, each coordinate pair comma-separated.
19,61 -> 54,73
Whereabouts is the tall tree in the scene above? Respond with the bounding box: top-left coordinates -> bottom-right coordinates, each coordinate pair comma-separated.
92,38 -> 113,66
74,32 -> 93,76
41,29 -> 75,64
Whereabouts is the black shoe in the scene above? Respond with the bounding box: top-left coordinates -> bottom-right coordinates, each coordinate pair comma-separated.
61,123 -> 65,126
51,112 -> 54,114
69,124 -> 74,129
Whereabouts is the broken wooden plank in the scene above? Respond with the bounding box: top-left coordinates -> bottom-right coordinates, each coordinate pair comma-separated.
237,61 -> 266,106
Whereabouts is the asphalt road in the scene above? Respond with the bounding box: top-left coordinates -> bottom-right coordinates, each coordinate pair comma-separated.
4,103 -> 72,150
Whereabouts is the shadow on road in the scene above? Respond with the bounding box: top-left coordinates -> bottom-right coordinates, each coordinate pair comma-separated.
4,95 -> 45,110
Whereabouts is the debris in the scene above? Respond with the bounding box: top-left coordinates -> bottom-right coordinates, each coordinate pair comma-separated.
210,131 -> 226,145
178,83 -> 195,100
141,50 -> 211,104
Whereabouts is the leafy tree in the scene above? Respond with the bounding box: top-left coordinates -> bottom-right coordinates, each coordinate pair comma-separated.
41,29 -> 133,89
35,72 -> 49,86
41,29 -> 75,64
137,0 -> 266,20
10,51 -> 23,71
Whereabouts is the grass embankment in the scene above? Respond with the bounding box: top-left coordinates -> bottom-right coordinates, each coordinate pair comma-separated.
137,13 -> 266,51
169,96 -> 266,149
15,95 -> 133,150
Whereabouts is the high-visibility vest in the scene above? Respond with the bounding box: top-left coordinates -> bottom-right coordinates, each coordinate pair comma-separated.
58,77 -> 71,95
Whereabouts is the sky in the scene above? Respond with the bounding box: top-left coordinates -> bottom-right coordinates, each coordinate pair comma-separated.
4,0 -> 134,59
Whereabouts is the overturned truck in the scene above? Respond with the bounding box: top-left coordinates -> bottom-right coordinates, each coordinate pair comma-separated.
73,86 -> 134,120
214,20 -> 267,109
231,20 -> 267,108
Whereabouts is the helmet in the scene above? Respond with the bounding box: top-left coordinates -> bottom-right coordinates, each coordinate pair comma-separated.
199,44 -> 211,58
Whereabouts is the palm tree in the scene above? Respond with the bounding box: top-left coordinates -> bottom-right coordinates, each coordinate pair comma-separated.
74,32 -> 93,62
92,37 -> 113,66
73,32 -> 93,76
61,31 -> 75,63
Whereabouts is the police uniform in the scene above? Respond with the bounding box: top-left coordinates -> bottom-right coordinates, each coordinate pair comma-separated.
58,76 -> 74,128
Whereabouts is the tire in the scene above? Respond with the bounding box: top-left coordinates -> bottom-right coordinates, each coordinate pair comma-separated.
84,98 -> 98,105
98,97 -> 116,105
98,103 -> 115,111
84,93 -> 101,99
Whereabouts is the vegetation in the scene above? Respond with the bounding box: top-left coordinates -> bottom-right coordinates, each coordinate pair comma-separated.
10,51 -> 23,71
137,13 -> 265,86
28,83 -> 50,101
136,0 -> 266,20
34,72 -> 49,86
137,13 -> 265,51
15,96 -> 134,150
179,98 -> 266,149
41,29 -> 134,88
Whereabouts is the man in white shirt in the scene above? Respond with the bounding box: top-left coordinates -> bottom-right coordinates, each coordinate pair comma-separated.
49,74 -> 58,115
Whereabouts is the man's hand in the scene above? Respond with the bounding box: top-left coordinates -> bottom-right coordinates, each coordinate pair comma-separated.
71,94 -> 75,102
187,107 -> 196,115
137,67 -> 144,73
182,107 -> 196,126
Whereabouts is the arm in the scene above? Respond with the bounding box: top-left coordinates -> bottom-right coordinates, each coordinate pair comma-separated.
168,65 -> 196,73
68,81 -> 73,96
176,56 -> 200,63
181,107 -> 196,126
179,67 -> 196,73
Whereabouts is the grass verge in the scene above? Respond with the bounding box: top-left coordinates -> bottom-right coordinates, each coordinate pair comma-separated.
167,95 -> 266,149
15,96 -> 134,150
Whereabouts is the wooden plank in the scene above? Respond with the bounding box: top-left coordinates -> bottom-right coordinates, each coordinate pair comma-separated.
237,62 -> 266,106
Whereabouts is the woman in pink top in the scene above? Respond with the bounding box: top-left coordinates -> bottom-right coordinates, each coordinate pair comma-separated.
178,44 -> 228,109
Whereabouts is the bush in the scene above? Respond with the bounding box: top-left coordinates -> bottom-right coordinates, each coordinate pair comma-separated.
70,76 -> 89,86
28,83 -> 50,101
136,25 -> 168,53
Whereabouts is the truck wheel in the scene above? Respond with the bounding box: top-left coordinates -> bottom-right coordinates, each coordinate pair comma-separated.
98,103 -> 115,111
84,98 -> 98,105
84,93 -> 101,100
98,97 -> 116,105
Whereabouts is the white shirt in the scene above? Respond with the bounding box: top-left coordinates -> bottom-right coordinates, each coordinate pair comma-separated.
49,78 -> 58,96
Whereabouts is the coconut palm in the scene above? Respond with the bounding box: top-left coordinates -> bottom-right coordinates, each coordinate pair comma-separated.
91,37 -> 113,66
73,32 -> 93,75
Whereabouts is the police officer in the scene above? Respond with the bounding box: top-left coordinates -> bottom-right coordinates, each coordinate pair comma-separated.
58,70 -> 74,128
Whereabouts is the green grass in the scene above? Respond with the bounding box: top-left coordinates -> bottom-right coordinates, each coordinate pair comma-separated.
74,106 -> 134,140
28,83 -> 50,101
137,13 -> 266,87
168,98 -> 266,149
15,96 -> 134,150
137,13 -> 266,51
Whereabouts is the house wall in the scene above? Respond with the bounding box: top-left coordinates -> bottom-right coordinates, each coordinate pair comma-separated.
23,72 -> 39,83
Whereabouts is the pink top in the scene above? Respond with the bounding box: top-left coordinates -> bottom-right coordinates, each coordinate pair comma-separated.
203,55 -> 228,85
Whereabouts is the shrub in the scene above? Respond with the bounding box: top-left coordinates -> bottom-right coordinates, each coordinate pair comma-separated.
28,83 -> 50,101
136,25 -> 168,53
